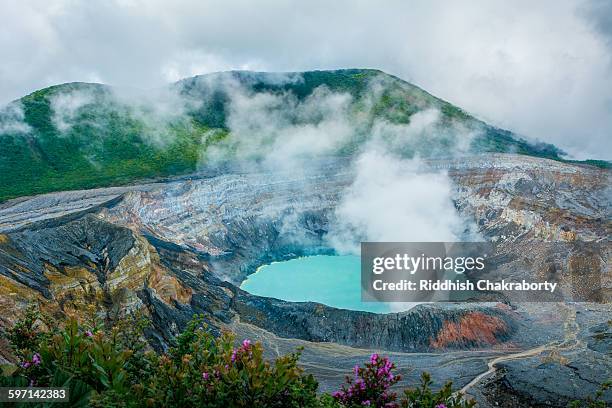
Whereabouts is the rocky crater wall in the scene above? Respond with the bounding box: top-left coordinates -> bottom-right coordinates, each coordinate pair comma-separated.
0,154 -> 609,361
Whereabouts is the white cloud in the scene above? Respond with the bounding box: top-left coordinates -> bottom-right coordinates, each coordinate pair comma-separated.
51,90 -> 94,132
0,102 -> 31,134
0,0 -> 610,159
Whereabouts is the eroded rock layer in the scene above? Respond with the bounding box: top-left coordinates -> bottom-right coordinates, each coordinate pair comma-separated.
0,153 -> 609,406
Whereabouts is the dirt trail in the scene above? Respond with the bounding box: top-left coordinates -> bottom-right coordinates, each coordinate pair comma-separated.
459,303 -> 580,396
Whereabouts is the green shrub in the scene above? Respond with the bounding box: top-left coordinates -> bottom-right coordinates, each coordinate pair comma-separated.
401,372 -> 474,408
568,380 -> 611,408
4,306 -> 601,407
135,315 -> 319,407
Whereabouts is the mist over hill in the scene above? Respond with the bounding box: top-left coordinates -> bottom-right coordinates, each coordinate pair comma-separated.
0,68 -> 594,202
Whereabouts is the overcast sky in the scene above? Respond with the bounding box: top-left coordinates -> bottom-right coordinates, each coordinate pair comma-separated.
1,0 -> 610,159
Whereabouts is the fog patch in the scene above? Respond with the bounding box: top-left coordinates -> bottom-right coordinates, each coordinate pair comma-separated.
49,84 -> 199,147
112,86 -> 198,147
0,102 -> 30,134
370,109 -> 476,157
201,73 -> 478,172
51,90 -> 95,133
233,87 -> 352,169
200,79 -> 357,176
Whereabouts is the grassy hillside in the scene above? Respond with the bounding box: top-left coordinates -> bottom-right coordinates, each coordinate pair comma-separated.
0,69 -> 592,202
177,69 -> 565,158
0,83 -> 222,200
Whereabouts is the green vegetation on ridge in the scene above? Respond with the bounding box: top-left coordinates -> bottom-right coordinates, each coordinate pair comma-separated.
0,69 -> 592,203
0,83 -> 220,200
1,307 -> 479,407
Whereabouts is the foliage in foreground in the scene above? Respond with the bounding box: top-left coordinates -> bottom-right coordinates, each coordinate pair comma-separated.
568,380 -> 611,408
4,306 -> 605,407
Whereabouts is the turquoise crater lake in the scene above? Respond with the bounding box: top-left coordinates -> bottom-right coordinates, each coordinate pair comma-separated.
240,255 -> 410,314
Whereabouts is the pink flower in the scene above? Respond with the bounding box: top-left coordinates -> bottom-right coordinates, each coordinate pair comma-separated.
435,405 -> 447,408
21,361 -> 30,369
231,350 -> 237,362
85,330 -> 93,337
202,372 -> 209,380
32,353 -> 41,365
370,353 -> 379,364
362,401 -> 371,406
242,339 -> 252,348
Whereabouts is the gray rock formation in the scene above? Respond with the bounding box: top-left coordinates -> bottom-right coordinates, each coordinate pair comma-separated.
0,153 -> 609,406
